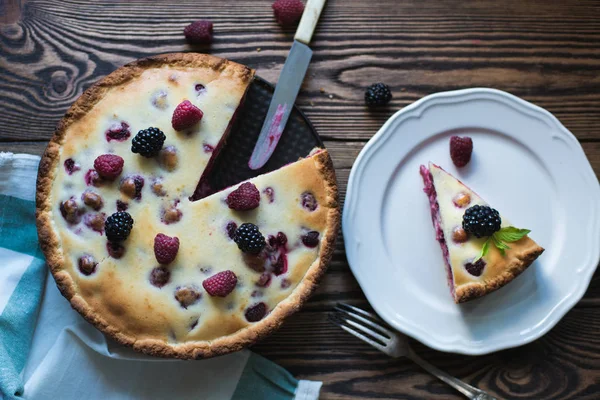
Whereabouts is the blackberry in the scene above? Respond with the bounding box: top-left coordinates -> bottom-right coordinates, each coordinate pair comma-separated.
234,223 -> 266,254
131,127 -> 166,157
365,83 -> 392,107
104,211 -> 134,242
462,205 -> 501,238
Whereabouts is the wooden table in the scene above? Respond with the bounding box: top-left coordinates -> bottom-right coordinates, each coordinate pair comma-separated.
2,1 -> 599,398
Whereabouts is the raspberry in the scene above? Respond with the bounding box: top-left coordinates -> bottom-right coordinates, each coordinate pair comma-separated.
272,253 -> 288,275
256,272 -> 271,287
150,266 -> 170,288
462,205 -> 501,238
450,136 -> 473,167
226,182 -> 260,211
93,154 -> 124,180
106,241 -> 125,259
301,231 -> 320,248
301,191 -> 317,211
131,127 -> 166,157
116,200 -> 128,212
226,221 -> 238,240
104,211 -> 134,242
234,223 -> 266,254
154,233 -> 180,264
84,212 -> 105,234
272,0 -> 304,27
365,83 -> 392,107
172,100 -> 203,131
64,158 -> 80,175
84,169 -> 101,186
465,259 -> 486,276
245,302 -> 267,322
105,121 -> 131,142
184,20 -> 214,44
203,143 -> 214,153
202,270 -> 238,297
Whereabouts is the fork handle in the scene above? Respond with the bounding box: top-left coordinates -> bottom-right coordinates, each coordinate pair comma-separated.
407,347 -> 497,400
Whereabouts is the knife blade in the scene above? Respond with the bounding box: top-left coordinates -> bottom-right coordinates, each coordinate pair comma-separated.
249,0 -> 327,170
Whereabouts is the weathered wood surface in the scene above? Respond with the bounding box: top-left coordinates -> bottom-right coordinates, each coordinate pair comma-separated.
2,0 -> 600,398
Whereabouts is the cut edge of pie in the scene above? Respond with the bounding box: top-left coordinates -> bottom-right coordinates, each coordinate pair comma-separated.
420,162 -> 544,303
35,53 -> 340,359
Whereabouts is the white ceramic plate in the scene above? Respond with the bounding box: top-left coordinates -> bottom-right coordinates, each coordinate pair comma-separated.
343,88 -> 600,355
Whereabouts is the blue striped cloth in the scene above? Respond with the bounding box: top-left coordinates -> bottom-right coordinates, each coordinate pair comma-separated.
0,153 -> 321,400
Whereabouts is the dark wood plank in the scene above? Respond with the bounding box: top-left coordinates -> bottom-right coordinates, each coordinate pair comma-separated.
252,306 -> 600,399
1,0 -> 600,142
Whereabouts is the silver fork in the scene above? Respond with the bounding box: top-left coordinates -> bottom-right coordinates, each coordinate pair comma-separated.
331,303 -> 497,400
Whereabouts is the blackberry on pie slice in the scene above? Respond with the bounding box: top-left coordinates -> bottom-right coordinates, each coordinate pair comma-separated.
420,162 -> 544,303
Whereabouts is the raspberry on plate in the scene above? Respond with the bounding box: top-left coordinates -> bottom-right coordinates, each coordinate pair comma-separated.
272,0 -> 304,27
226,182 -> 260,211
93,154 -> 124,180
203,270 -> 238,297
184,20 -> 214,44
172,100 -> 203,131
154,233 -> 180,264
449,136 -> 473,167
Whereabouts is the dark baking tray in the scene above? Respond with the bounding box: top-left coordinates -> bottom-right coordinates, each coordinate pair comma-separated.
207,76 -> 323,192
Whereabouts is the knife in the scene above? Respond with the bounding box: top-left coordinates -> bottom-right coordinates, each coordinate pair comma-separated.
248,0 -> 327,170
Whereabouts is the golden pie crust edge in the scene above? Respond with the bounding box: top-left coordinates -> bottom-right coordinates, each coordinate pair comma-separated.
35,53 -> 340,359
454,238 -> 544,303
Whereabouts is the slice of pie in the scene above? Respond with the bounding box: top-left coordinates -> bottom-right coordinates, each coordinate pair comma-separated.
36,53 -> 340,359
420,162 -> 544,303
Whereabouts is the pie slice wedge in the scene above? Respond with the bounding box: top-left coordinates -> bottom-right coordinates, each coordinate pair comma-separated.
420,162 -> 544,303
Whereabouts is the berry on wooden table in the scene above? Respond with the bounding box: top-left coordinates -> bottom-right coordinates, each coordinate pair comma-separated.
365,83 -> 392,106
184,20 -> 214,44
272,0 -> 304,27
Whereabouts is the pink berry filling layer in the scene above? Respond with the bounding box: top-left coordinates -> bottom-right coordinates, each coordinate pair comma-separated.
189,92 -> 248,201
420,165 -> 455,297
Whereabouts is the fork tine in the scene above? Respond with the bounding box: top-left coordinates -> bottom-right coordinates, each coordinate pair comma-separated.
343,317 -> 389,344
331,318 -> 389,355
339,303 -> 389,326
335,304 -> 394,337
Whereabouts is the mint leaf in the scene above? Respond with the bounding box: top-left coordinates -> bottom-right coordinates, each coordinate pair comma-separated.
495,227 -> 531,243
492,235 -> 510,256
475,238 -> 491,261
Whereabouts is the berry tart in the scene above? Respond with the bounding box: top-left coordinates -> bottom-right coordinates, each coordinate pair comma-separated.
420,162 -> 544,303
36,53 -> 340,359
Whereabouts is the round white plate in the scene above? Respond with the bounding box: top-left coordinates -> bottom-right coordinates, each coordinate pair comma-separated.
343,88 -> 600,355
